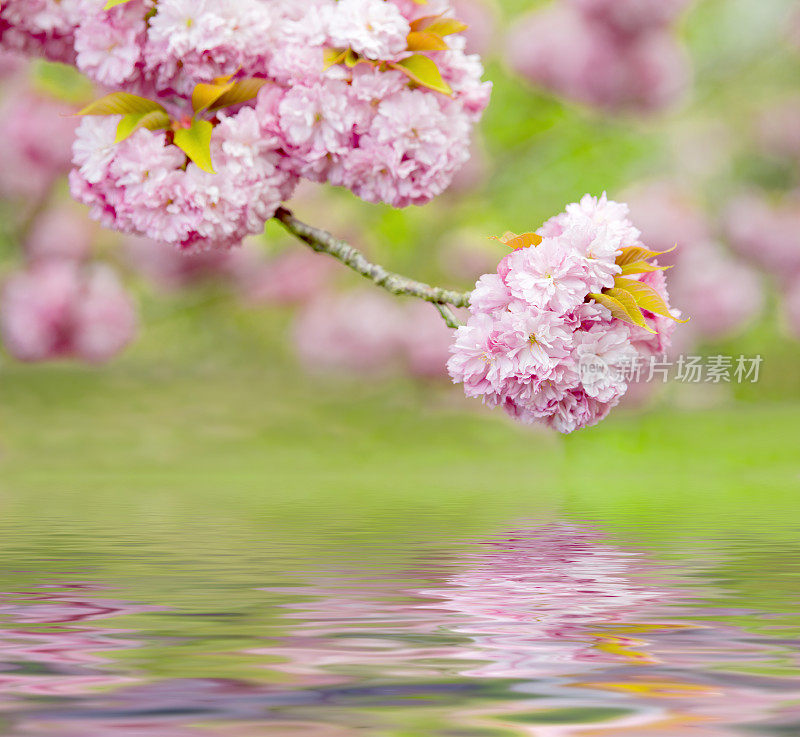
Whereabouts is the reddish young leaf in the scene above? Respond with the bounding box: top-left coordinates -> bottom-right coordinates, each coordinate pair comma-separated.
490,231 -> 542,250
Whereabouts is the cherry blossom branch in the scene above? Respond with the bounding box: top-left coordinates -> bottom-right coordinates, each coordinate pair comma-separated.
273,207 -> 472,322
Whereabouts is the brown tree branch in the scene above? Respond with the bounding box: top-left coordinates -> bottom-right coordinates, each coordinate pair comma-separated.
273,207 -> 472,320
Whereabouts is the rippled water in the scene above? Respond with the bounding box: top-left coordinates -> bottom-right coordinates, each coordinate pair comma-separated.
1,496 -> 799,736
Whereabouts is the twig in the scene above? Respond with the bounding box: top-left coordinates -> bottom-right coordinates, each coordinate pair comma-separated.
434,302 -> 461,329
273,207 -> 472,318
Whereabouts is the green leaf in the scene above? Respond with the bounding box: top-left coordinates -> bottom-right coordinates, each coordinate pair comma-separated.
605,288 -> 652,331
115,110 -> 171,143
421,19 -> 469,36
343,48 -> 361,68
406,31 -> 450,52
613,278 -> 688,322
618,260 -> 672,276
589,291 -> 654,333
32,60 -> 94,105
323,48 -> 348,70
78,92 -> 166,117
208,78 -> 269,112
173,119 -> 215,174
391,55 -> 452,95
409,14 -> 444,31
616,245 -> 675,266
104,0 -> 136,9
191,80 -> 236,114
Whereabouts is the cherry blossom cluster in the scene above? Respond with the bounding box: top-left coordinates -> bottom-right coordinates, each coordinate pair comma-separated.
448,195 -> 681,433
1,0 -> 490,253
507,0 -> 693,113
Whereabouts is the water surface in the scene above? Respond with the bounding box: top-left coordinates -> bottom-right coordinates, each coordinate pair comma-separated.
1,488 -> 799,737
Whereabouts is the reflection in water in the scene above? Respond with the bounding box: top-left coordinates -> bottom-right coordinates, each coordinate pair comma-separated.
0,585 -> 154,696
0,524 -> 798,736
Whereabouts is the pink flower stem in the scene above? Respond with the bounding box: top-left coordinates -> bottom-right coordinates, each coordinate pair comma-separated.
274,207 -> 471,325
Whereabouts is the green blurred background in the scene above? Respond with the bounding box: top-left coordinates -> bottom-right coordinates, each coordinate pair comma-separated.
2,0 -> 800,506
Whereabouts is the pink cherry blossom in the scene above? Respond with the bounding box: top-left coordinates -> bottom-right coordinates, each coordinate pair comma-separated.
327,0 -> 410,61
501,238 -> 589,313
70,109 -> 298,252
448,195 -> 679,433
73,1 -> 146,88
4,0 -> 490,251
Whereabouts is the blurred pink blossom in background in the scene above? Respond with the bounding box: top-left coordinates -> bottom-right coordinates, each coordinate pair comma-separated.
1,260 -> 138,363
625,182 -> 764,342
234,247 -> 336,307
126,236 -> 337,306
451,0 -> 498,56
570,0 -> 693,37
725,192 -> 800,282
25,203 -> 94,262
125,235 -> 245,292
506,0 -> 693,113
783,277 -> 800,340
756,96 -> 800,161
293,290 -> 404,375
0,89 -> 76,198
624,181 -> 710,264
670,243 -> 764,341
399,301 -> 456,379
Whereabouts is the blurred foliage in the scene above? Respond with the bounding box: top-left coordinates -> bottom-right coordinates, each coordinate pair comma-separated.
1,0 -> 800,436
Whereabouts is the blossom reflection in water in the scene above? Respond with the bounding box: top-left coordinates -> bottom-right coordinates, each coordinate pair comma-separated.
0,525 -> 799,736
